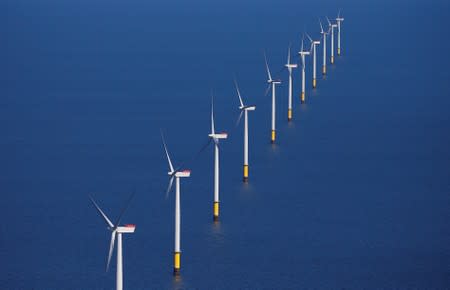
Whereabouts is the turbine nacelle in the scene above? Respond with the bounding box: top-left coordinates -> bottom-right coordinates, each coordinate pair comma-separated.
313,41 -> 321,45
268,79 -> 282,84
298,51 -> 310,56
168,170 -> 191,177
336,17 -> 344,21
209,132 -> 228,139
285,63 -> 298,69
116,224 -> 136,234
176,170 -> 191,177
240,105 -> 256,111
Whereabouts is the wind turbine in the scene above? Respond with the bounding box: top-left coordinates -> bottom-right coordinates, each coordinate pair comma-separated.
285,45 -> 297,121
298,36 -> 311,104
319,19 -> 329,75
336,10 -> 345,56
306,33 -> 321,88
234,79 -> 256,182
327,16 -> 338,64
208,97 -> 228,221
264,52 -> 281,143
162,132 -> 191,275
89,193 -> 136,290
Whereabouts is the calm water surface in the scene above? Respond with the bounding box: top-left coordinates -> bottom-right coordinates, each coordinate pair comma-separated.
2,0 -> 450,288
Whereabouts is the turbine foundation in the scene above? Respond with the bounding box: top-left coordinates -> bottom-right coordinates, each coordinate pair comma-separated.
301,92 -> 305,104
313,78 -> 317,88
338,48 -> 341,55
173,252 -> 181,275
288,109 -> 292,121
322,66 -> 326,75
213,201 -> 219,221
271,130 -> 276,143
331,56 -> 334,64
243,164 -> 248,182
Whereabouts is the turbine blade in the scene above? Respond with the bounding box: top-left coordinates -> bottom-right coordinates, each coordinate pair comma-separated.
338,9 -> 341,18
306,32 -> 313,43
287,44 -> 291,65
326,16 -> 331,26
160,130 -> 174,173
234,79 -> 245,107
211,95 -> 215,135
301,36 -> 304,52
319,19 -> 324,33
235,110 -> 244,127
174,137 -> 212,174
195,138 -> 213,157
165,175 -> 174,199
264,84 -> 271,97
89,196 -> 114,228
106,231 -> 116,272
263,51 -> 272,81
114,190 -> 136,227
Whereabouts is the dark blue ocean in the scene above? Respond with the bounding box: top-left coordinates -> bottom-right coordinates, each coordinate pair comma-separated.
2,0 -> 450,288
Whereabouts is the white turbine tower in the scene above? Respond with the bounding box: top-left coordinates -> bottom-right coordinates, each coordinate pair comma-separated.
89,193 -> 136,290
234,79 -> 256,182
298,36 -> 311,104
285,45 -> 297,121
264,52 -> 281,143
319,19 -> 329,75
306,33 -> 321,88
336,10 -> 345,56
208,97 -> 227,221
327,16 -> 338,64
162,132 -> 191,275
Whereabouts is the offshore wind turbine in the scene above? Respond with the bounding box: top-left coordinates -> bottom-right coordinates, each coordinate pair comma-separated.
285,45 -> 297,121
327,16 -> 338,64
336,10 -> 345,56
298,36 -> 311,104
306,33 -> 321,88
234,79 -> 256,182
89,193 -> 136,290
319,19 -> 329,75
264,52 -> 281,143
162,132 -> 191,275
208,97 -> 228,221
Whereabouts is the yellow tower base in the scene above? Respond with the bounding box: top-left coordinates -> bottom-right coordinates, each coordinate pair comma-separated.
313,78 -> 316,88
331,56 -> 334,64
338,48 -> 341,55
173,252 -> 181,275
213,201 -> 219,221
243,164 -> 248,182
301,92 -> 305,103
271,130 -> 275,143
288,109 -> 292,121
322,66 -> 326,75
